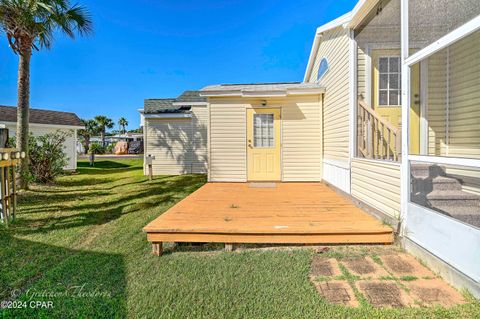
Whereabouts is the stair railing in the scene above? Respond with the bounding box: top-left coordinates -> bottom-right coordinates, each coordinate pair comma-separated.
357,100 -> 401,161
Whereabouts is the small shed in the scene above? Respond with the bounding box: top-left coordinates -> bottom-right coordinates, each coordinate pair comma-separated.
0,105 -> 84,171
200,82 -> 325,182
141,91 -> 208,175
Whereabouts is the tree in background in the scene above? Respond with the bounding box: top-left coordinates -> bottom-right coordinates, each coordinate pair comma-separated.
118,117 -> 128,134
78,119 -> 99,154
0,0 -> 92,189
94,115 -> 113,147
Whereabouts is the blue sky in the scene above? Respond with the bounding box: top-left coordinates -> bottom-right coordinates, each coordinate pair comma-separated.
0,0 -> 355,130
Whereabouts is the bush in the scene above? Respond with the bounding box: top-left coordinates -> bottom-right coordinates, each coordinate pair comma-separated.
27,131 -> 71,183
9,130 -> 71,184
89,142 -> 105,154
105,143 -> 115,154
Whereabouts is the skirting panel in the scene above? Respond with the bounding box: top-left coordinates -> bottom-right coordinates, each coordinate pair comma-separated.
322,161 -> 351,194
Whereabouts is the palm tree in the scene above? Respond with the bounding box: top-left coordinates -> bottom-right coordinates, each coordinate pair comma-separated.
94,115 -> 113,147
0,0 -> 93,188
118,117 -> 128,134
78,119 -> 98,154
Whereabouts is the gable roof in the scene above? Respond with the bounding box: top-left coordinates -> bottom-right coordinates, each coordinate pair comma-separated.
304,11 -> 352,82
144,99 -> 191,114
201,82 -> 325,97
0,105 -> 83,127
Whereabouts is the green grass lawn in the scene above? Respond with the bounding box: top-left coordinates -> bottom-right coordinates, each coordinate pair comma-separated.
0,159 -> 479,318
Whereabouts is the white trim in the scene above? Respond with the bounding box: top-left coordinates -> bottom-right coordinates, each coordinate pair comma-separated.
400,0 -> 410,235
351,156 -> 401,167
286,88 -> 326,95
200,88 -> 325,98
445,47 -> 450,156
207,103 -> 212,182
405,14 -> 480,67
304,34 -> 322,82
348,0 -> 381,29
304,12 -> 352,82
349,29 -> 357,179
171,102 -> 208,106
419,59 -> 429,155
317,11 -> 352,34
408,155 -> 480,169
323,158 -> 351,170
365,45 -> 372,105
143,113 -> 192,119
0,121 -> 84,130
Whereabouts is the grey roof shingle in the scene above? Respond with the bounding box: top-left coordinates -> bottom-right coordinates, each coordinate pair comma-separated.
175,91 -> 207,103
144,99 -> 191,114
0,105 -> 83,127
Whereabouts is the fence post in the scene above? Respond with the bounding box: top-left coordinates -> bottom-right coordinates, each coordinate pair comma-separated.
0,128 -> 8,226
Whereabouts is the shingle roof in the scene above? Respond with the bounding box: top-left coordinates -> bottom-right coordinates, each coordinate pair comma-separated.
0,105 -> 83,127
175,91 -> 207,103
144,99 -> 191,114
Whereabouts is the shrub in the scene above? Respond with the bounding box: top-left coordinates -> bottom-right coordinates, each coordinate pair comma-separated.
89,142 -> 105,154
105,143 -> 115,154
28,131 -> 71,183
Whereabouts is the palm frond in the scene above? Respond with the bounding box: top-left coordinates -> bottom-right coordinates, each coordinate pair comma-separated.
0,0 -> 92,54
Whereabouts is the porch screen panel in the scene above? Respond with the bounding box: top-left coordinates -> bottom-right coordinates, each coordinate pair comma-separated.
410,30 -> 480,160
409,0 -> 480,52
408,30 -> 480,227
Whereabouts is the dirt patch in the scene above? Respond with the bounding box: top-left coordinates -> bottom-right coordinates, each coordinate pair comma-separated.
341,257 -> 389,278
406,279 -> 465,307
380,254 -> 434,277
314,281 -> 358,307
310,257 -> 341,277
356,280 -> 413,308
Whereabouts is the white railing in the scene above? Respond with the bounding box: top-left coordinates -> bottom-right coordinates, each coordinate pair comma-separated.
357,100 -> 401,161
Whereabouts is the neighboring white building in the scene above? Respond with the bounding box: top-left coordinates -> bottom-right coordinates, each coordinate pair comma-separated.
0,105 -> 84,171
140,91 -> 208,175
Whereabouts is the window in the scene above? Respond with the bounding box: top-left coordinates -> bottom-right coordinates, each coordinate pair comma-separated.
317,58 -> 329,81
378,56 -> 401,106
253,114 -> 274,148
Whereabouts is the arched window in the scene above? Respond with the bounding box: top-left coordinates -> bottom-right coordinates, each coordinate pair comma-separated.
317,58 -> 329,82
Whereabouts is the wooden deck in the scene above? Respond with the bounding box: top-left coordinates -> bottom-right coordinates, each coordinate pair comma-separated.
144,183 -> 394,255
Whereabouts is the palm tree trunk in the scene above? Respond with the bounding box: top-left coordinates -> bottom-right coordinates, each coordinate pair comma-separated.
84,137 -> 90,154
16,46 -> 32,190
101,131 -> 105,147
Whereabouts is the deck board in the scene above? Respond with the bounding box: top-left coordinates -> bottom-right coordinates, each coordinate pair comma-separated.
144,183 -> 394,246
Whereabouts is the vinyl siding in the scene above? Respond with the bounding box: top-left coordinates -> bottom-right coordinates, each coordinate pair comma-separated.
308,27 -> 350,165
145,106 -> 208,175
351,158 -> 401,218
427,50 -> 448,156
209,100 -> 247,182
282,96 -> 322,181
3,123 -> 77,170
357,46 -> 367,100
208,96 -> 322,182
